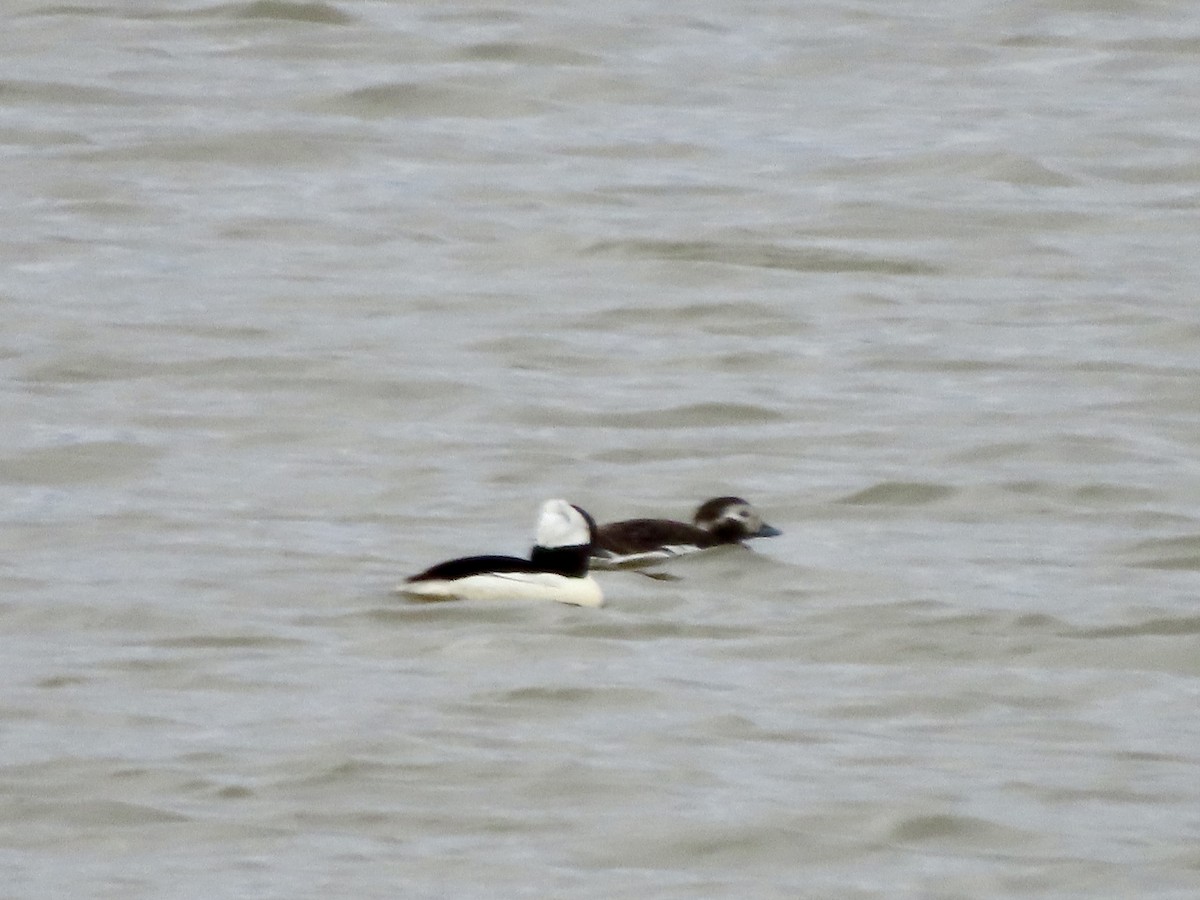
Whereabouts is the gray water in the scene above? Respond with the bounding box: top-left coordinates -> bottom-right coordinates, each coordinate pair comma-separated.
3,1 -> 1200,897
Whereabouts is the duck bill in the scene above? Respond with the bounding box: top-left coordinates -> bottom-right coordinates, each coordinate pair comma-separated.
753,523 -> 782,538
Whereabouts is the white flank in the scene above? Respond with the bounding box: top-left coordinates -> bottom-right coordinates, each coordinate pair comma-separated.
397,572 -> 604,607
535,499 -> 590,549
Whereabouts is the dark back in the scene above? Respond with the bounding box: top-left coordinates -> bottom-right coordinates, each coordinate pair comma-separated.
407,554 -> 539,583
595,519 -> 716,555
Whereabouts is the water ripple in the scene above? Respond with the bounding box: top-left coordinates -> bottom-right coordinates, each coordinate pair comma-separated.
458,41 -> 599,66
1120,535 -> 1200,571
0,440 -> 161,485
838,482 -> 957,506
0,78 -> 139,105
1073,616 -> 1200,639
512,401 -> 784,429
177,1 -> 355,24
583,239 -> 940,275
884,812 -> 1036,849
316,82 -> 548,119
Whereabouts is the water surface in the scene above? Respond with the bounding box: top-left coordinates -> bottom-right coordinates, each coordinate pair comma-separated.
2,1 -> 1200,896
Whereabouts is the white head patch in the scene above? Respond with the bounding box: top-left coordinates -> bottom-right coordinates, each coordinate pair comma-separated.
535,499 -> 590,549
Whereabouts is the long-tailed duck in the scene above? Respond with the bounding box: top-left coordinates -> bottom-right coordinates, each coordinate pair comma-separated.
397,499 -> 604,607
590,496 -> 781,569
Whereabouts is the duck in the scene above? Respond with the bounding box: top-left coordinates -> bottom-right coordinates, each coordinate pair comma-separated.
590,496 -> 781,569
396,499 -> 604,607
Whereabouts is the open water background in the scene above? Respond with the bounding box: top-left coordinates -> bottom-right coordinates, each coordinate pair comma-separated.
2,1 -> 1200,897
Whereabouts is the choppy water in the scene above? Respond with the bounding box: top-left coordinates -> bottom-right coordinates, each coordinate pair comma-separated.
3,1 -> 1200,896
